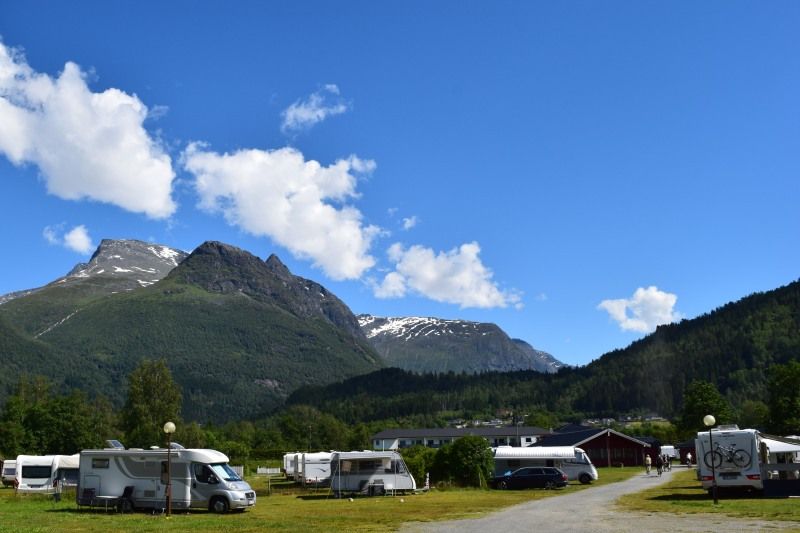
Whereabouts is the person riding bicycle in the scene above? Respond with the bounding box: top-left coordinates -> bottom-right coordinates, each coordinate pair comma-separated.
645,454 -> 652,475
655,454 -> 664,476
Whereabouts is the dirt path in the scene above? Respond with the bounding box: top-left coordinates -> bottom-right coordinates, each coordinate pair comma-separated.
400,469 -> 798,532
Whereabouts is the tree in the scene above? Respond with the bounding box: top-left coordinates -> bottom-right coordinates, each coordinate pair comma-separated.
767,360 -> 800,434
121,359 -> 182,448
400,445 -> 437,488
738,400 -> 769,431
436,436 -> 493,488
677,380 -> 734,436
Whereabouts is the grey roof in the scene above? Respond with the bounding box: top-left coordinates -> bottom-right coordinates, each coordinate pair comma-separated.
372,426 -> 551,440
538,428 -> 650,448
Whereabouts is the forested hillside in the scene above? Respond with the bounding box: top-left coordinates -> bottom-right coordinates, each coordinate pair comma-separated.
288,279 -> 800,423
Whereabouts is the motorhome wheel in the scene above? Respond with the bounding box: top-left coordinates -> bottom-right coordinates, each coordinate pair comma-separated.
579,473 -> 592,484
210,496 -> 229,513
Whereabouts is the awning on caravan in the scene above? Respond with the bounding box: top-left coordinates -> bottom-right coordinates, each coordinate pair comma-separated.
493,446 -> 578,459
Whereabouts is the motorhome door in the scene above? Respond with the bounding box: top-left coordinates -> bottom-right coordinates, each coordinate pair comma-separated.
190,463 -> 215,508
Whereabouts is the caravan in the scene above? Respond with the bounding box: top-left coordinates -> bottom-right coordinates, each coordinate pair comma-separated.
299,452 -> 332,486
330,451 -> 415,496
493,446 -> 598,484
2,460 -> 16,487
14,454 -> 79,493
77,447 -> 255,513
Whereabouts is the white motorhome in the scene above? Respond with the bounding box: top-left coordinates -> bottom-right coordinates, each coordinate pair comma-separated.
330,451 -> 416,496
696,426 -> 763,492
1,459 -> 16,487
493,446 -> 598,484
77,447 -> 255,513
660,445 -> 677,459
299,452 -> 332,486
14,454 -> 79,493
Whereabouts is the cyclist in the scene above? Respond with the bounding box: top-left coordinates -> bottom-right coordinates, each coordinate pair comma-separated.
645,454 -> 652,475
655,454 -> 663,476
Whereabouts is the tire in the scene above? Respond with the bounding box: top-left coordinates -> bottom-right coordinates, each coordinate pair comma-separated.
579,473 -> 592,485
732,450 -> 751,468
210,496 -> 229,514
704,451 -> 723,469
544,481 -> 555,490
498,480 -> 508,490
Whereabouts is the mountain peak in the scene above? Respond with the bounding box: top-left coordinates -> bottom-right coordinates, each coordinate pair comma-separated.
358,314 -> 564,374
66,239 -> 188,286
170,241 -> 366,340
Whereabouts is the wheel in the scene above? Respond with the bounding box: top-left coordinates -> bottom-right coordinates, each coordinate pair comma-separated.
579,473 -> 592,485
704,451 -> 722,469
544,481 -> 555,490
498,480 -> 508,490
732,450 -> 751,468
210,496 -> 229,514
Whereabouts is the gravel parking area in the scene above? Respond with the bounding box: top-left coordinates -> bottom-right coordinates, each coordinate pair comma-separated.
400,469 -> 798,533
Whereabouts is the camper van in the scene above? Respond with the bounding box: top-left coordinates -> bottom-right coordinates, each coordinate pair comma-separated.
2,460 -> 16,487
14,454 -> 79,493
696,426 -> 763,492
299,452 -> 332,486
493,446 -> 598,484
77,447 -> 255,513
330,451 -> 416,496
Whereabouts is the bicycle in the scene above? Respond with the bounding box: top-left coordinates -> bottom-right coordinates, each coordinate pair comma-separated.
703,443 -> 751,468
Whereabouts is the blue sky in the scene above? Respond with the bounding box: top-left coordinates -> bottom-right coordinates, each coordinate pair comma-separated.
0,1 -> 798,366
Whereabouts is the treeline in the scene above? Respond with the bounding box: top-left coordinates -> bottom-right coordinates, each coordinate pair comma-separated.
288,280 -> 800,424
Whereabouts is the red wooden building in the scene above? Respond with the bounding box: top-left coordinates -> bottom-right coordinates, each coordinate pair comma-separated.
538,427 -> 651,467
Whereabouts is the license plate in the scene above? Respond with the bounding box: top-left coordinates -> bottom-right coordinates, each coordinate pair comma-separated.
721,473 -> 739,480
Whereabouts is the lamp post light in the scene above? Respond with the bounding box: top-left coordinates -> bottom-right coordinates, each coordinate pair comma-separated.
703,414 -> 718,504
163,421 -> 176,517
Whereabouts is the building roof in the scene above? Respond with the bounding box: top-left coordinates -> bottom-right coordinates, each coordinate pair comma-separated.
538,428 -> 650,448
372,426 -> 551,440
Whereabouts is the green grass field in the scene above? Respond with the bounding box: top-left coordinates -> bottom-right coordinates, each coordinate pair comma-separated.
617,468 -> 800,524
0,469 -> 639,532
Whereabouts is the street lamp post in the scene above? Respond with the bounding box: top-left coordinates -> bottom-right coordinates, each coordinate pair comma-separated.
163,421 -> 176,517
703,414 -> 718,504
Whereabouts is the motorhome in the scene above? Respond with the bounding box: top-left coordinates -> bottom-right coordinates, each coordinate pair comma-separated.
696,426 -> 763,492
330,451 -> 416,496
299,452 -> 332,486
14,454 -> 79,493
1,460 -> 16,487
660,445 -> 677,459
77,447 -> 255,513
493,446 -> 598,484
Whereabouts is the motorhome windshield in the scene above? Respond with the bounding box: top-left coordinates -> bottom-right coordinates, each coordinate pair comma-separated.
573,451 -> 592,465
210,463 -> 241,482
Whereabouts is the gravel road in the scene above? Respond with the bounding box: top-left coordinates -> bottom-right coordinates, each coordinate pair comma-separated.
400,469 -> 798,533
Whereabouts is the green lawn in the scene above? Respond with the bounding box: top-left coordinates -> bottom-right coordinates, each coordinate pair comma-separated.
0,468 -> 639,532
617,469 -> 800,524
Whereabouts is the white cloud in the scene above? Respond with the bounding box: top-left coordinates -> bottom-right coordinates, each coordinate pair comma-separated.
374,242 -> 522,309
183,143 -> 379,280
43,224 -> 94,254
281,84 -> 349,134
63,225 -> 93,254
598,286 -> 681,333
0,41 -> 176,219
402,216 -> 418,230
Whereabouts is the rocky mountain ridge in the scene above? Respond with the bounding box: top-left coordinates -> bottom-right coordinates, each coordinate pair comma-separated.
358,314 -> 564,373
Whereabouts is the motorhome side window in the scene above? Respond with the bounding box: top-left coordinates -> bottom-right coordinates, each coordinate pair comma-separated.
91,458 -> 110,469
193,463 -> 213,483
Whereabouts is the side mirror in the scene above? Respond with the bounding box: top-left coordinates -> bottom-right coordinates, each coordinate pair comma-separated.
208,474 -> 219,484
